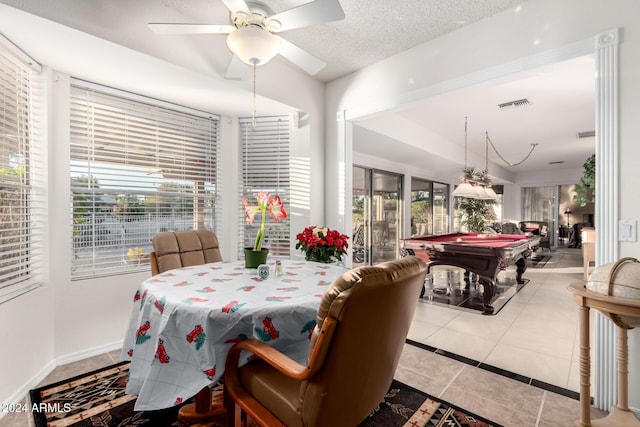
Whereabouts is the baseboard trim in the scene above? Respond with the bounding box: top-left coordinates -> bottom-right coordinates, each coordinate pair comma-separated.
0,358 -> 56,421
0,339 -> 124,422
56,340 -> 123,366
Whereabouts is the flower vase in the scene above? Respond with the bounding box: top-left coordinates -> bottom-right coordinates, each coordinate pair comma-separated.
244,248 -> 269,269
305,253 -> 333,264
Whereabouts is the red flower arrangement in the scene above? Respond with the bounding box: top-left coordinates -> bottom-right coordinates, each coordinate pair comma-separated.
295,226 -> 349,263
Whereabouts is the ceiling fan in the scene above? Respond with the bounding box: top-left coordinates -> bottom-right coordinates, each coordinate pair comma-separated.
148,0 -> 345,78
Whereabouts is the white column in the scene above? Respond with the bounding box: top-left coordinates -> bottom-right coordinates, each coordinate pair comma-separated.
593,28 -> 620,411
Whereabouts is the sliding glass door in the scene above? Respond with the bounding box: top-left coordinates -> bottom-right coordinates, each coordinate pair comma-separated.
433,182 -> 449,234
410,178 -> 450,236
352,166 -> 402,266
521,186 -> 556,247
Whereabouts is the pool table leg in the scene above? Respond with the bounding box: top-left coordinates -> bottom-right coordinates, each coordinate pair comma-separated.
479,277 -> 496,315
464,271 -> 482,293
420,265 -> 433,298
515,257 -> 527,284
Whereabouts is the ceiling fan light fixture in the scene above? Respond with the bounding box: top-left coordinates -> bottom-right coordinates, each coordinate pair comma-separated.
227,26 -> 280,66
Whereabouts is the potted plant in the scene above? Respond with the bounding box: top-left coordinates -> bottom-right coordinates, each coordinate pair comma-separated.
242,191 -> 287,268
456,167 -> 496,233
573,154 -> 595,207
296,226 -> 349,263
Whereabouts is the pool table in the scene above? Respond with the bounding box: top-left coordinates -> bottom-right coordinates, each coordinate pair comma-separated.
400,232 -> 541,314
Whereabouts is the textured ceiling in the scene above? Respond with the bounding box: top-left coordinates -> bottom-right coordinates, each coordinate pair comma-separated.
271,0 -> 528,81
0,0 -> 527,82
0,0 -> 594,177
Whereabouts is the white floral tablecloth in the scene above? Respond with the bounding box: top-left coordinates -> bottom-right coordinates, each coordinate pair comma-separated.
121,260 -> 346,410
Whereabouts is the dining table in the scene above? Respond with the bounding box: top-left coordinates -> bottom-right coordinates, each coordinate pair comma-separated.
120,259 -> 347,412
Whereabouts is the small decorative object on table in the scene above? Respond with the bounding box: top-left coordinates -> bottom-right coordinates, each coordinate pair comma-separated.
296,226 -> 349,263
274,260 -> 283,276
257,264 -> 270,280
243,191 -> 287,268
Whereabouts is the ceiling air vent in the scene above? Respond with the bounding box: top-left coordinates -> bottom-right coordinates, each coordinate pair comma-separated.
577,130 -> 596,139
498,98 -> 530,109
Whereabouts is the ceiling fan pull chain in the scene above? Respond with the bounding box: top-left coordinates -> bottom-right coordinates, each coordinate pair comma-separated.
486,132 -> 538,166
252,62 -> 256,128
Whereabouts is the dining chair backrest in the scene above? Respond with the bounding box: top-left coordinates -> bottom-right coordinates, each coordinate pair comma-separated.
301,256 -> 427,425
223,256 -> 428,427
150,230 -> 222,275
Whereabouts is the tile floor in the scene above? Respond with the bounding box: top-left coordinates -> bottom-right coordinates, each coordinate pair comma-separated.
0,248 -> 610,426
407,247 -> 588,393
398,247 -> 612,426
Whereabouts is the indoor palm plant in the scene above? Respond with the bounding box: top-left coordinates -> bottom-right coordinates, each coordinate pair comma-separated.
573,154 -> 595,207
456,167 -> 496,233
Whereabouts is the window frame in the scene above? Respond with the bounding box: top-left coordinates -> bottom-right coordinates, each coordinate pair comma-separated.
238,116 -> 291,258
69,81 -> 221,280
0,35 -> 45,303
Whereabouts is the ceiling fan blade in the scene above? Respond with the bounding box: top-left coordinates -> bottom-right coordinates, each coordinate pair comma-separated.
277,37 -> 325,75
268,0 -> 345,33
225,55 -> 249,80
220,0 -> 252,16
148,23 -> 235,34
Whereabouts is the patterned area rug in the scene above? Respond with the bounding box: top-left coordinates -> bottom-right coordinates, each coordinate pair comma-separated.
29,362 -> 501,427
360,381 -> 502,427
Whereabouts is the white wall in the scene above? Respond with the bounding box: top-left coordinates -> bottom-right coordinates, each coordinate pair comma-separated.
0,288 -> 56,409
325,0 -> 640,412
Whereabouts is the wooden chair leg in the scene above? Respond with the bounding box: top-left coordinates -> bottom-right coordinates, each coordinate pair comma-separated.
236,403 -> 245,427
178,385 -> 225,423
224,384 -> 236,427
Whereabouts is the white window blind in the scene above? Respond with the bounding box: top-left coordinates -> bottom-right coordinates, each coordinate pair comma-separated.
0,36 -> 45,303
239,116 -> 290,257
70,83 -> 220,279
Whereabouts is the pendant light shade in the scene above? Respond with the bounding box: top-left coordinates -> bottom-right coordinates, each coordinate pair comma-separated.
227,26 -> 281,66
484,187 -> 498,200
452,182 -> 478,198
474,186 -> 490,199
452,117 -> 499,200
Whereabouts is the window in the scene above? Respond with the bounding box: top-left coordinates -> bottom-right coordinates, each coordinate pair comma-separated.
410,178 -> 449,236
70,82 -> 220,279
239,116 -> 290,257
0,36 -> 45,303
410,178 -> 432,237
352,166 -> 402,266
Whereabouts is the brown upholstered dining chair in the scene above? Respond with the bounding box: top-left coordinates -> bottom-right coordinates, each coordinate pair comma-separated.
150,229 -> 222,275
223,256 -> 428,427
